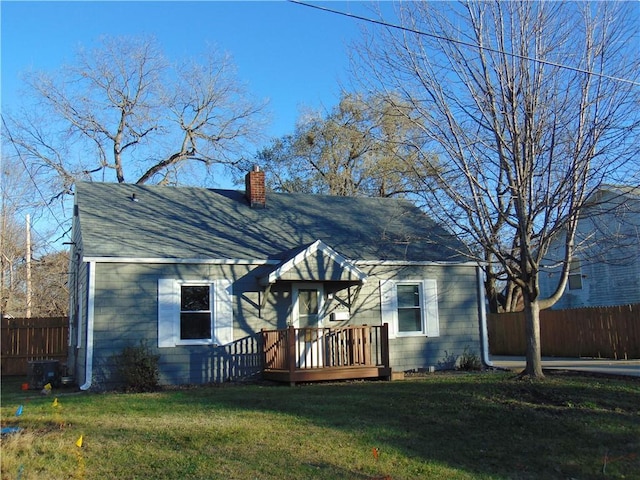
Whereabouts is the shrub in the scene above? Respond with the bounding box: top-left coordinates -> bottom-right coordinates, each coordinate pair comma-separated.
458,346 -> 482,371
437,350 -> 459,371
113,342 -> 160,392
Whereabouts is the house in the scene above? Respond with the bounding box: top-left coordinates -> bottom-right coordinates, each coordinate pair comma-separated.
539,186 -> 640,309
68,168 -> 489,390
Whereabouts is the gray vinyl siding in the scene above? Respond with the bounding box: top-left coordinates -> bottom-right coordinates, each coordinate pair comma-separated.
89,262 -> 263,390
355,264 -> 481,372
85,260 -> 481,389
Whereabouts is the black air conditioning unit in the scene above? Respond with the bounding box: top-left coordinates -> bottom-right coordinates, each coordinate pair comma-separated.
28,360 -> 60,389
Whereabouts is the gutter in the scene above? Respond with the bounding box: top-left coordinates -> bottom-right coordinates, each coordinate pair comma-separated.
477,266 -> 493,367
80,261 -> 95,390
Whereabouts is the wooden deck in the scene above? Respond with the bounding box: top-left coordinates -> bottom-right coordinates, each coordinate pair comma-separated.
261,324 -> 391,385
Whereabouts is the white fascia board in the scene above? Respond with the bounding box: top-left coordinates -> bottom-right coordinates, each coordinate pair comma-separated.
82,256 -> 479,268
82,256 -> 279,265
354,260 -> 479,267
262,239 -> 368,286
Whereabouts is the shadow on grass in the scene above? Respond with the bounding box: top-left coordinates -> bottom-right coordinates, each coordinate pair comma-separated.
203,372 -> 639,479
2,372 -> 639,479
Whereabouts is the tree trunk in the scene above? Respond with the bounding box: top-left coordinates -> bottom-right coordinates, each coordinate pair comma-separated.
523,298 -> 544,378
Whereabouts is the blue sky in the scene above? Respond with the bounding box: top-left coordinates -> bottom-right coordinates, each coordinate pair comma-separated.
2,1 -> 387,146
2,1 -> 394,248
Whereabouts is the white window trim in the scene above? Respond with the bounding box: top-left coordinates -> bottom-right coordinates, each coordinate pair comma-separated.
158,278 -> 233,348
176,282 -> 214,346
380,279 -> 439,339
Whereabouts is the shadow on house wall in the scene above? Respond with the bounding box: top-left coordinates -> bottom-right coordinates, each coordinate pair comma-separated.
188,335 -> 263,384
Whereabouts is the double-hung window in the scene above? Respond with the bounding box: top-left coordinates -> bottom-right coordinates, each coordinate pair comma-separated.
380,279 -> 439,338
568,259 -> 583,290
180,285 -> 212,340
158,279 -> 233,347
396,284 -> 423,333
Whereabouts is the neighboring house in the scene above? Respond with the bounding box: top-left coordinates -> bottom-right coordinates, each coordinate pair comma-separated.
68,168 -> 489,390
539,186 -> 640,309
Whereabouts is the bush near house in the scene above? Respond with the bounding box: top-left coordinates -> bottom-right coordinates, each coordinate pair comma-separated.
112,342 -> 160,392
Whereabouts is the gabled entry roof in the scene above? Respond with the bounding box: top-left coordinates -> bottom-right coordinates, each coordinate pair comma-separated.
258,240 -> 368,286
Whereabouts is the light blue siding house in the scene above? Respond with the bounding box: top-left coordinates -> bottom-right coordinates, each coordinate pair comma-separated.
539,186 -> 640,309
68,168 -> 488,390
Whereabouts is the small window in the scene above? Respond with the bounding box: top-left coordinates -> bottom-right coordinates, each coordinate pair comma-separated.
397,284 -> 422,333
568,259 -> 582,290
180,285 -> 211,340
380,279 -> 439,338
158,279 -> 234,348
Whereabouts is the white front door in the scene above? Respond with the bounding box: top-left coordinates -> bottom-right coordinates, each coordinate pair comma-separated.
292,283 -> 325,367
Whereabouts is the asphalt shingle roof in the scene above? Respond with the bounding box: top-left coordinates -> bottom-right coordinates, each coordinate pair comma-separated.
75,182 -> 467,262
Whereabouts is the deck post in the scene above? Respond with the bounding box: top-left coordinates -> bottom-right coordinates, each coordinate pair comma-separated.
363,325 -> 371,366
287,325 -> 297,385
381,323 -> 390,373
260,328 -> 266,369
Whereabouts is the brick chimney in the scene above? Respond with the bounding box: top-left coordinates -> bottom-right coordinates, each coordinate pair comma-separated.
245,165 -> 266,208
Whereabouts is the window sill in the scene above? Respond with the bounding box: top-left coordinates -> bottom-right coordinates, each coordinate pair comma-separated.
175,340 -> 217,346
395,332 -> 427,338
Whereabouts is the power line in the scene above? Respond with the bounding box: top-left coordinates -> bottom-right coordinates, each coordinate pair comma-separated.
289,0 -> 640,87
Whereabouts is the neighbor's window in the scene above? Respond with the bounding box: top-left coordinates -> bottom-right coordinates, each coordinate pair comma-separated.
568,259 -> 582,290
180,285 -> 212,340
397,284 -> 422,333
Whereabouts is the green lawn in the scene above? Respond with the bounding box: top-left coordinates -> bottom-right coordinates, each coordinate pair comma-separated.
1,372 -> 638,479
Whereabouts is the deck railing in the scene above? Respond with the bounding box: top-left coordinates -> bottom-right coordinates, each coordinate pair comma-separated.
261,324 -> 390,383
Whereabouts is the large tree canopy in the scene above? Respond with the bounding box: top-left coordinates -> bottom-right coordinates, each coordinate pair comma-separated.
251,93 -> 430,197
3,35 -> 268,199
355,0 -> 639,377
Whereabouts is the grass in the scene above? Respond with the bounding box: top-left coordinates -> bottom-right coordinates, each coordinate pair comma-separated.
1,371 -> 639,480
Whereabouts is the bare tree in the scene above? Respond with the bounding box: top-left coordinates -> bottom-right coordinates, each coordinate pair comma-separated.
0,207 -> 25,317
1,157 -> 69,317
3,36 -> 268,197
355,1 -> 639,377
1,157 -> 32,316
30,250 -> 69,317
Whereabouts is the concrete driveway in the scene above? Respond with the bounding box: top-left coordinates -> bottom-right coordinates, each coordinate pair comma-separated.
490,356 -> 640,377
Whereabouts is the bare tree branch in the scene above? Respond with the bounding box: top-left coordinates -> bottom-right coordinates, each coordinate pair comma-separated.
354,0 -> 640,377
4,36 -> 268,195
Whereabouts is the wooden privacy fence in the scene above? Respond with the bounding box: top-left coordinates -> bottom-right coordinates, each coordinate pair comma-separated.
488,304 -> 640,359
1,317 -> 69,376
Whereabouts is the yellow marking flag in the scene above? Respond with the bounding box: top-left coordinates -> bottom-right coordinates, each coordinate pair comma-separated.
76,435 -> 83,448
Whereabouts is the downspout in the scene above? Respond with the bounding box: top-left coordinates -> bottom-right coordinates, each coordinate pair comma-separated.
477,265 -> 493,367
80,261 -> 96,390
